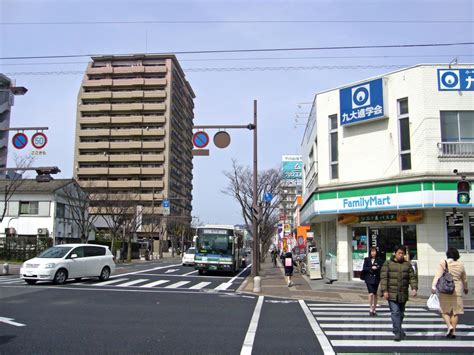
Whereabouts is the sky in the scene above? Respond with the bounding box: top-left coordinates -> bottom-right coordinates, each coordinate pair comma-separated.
0,0 -> 473,225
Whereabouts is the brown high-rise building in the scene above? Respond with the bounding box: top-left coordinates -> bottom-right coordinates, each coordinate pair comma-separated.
73,54 -> 195,246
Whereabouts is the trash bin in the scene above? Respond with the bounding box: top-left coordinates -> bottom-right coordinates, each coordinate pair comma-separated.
324,252 -> 338,283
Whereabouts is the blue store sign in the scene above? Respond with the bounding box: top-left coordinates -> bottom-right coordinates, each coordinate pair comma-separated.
438,68 -> 474,91
339,78 -> 386,126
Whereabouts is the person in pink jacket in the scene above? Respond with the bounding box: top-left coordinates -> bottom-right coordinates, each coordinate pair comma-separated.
431,247 -> 469,339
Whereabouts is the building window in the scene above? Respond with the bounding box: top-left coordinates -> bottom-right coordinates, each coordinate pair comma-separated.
398,98 -> 411,170
445,211 -> 474,251
19,201 -> 39,215
57,203 -> 65,218
441,111 -> 474,142
329,114 -> 338,179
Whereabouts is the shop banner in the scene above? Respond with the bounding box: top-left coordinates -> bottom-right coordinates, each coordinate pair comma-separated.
338,210 -> 423,225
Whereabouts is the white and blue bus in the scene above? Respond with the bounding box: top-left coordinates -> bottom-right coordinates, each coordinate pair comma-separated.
194,225 -> 245,275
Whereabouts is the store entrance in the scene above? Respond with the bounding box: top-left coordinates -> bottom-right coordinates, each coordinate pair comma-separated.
352,225 -> 417,279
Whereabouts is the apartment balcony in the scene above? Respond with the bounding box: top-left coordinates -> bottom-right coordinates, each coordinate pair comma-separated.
108,180 -> 141,188
113,66 -> 145,74
140,193 -> 165,201
77,167 -> 109,175
143,103 -> 166,111
111,103 -> 143,111
87,67 -> 113,75
79,128 -> 110,137
81,91 -> 112,100
109,141 -> 142,149
142,128 -> 165,137
113,78 -> 145,86
141,180 -> 165,188
142,141 -> 165,149
79,116 -> 111,124
82,180 -> 108,188
143,116 -> 166,124
144,90 -> 166,99
82,79 -> 113,87
438,142 -> 474,158
109,167 -> 141,175
77,141 -> 109,150
111,115 -> 143,124
144,66 -> 167,74
76,155 -> 109,163
110,128 -> 143,137
109,154 -> 141,162
79,104 -> 112,112
141,154 -> 165,162
141,167 -> 164,175
144,78 -> 167,86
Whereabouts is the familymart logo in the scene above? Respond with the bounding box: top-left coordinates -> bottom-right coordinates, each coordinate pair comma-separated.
342,195 -> 392,209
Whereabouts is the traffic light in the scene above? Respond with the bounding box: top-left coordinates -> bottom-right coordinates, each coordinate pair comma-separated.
457,179 -> 471,204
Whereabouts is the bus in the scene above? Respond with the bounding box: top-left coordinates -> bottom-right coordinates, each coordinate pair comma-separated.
194,224 -> 245,275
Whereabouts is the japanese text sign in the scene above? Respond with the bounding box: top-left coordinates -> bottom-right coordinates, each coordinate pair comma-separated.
438,68 -> 474,91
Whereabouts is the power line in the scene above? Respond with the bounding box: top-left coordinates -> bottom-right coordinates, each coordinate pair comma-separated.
1,41 -> 473,60
1,19 -> 472,25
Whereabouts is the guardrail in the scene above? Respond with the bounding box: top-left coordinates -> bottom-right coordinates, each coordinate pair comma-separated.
437,142 -> 474,157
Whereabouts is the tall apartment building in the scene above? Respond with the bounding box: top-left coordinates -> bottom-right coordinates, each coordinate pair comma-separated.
73,54 -> 195,242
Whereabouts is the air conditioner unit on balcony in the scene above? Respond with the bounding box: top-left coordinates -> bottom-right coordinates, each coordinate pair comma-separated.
37,228 -> 49,236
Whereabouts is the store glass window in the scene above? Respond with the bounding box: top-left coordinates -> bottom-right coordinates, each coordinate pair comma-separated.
352,227 -> 368,279
446,212 -> 465,250
470,212 -> 474,250
402,225 -> 417,260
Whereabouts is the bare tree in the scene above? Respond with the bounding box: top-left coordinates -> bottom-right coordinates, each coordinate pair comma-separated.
0,154 -> 36,223
222,159 -> 283,260
59,180 -> 100,244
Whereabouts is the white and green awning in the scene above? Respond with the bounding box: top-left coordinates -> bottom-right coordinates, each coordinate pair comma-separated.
301,181 -> 473,223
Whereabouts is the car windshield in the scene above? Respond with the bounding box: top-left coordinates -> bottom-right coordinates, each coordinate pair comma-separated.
37,246 -> 73,258
186,248 -> 195,255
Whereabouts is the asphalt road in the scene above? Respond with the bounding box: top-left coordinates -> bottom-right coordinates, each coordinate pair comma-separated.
1,262 -> 474,354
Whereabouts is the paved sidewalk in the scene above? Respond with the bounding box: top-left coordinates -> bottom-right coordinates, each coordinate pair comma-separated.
240,257 -> 474,306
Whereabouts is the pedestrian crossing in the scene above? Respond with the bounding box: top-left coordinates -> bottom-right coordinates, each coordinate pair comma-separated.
306,303 -> 474,352
0,275 -> 236,291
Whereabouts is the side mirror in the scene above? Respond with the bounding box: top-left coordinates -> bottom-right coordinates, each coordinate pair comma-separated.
70,254 -> 78,259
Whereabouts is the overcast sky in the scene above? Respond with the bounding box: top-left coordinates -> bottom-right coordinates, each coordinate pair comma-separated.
1,0 -> 473,225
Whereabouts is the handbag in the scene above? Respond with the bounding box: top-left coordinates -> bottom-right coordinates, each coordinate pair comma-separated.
436,260 -> 455,294
359,269 -> 366,281
427,293 -> 440,310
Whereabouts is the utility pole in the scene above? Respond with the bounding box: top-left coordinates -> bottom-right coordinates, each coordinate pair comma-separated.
252,100 -> 259,276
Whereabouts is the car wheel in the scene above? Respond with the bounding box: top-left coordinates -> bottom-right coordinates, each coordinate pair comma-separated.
99,266 -> 111,281
25,279 -> 37,285
53,269 -> 68,285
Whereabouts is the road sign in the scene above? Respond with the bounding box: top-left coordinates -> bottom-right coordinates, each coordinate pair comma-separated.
12,133 -> 28,149
162,199 -> 170,208
192,131 -> 209,149
31,132 -> 48,149
264,192 -> 273,203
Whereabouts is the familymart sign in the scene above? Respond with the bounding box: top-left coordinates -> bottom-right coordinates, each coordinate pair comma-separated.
301,181 -> 473,223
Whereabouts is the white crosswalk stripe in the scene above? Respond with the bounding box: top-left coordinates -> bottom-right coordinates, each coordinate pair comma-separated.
165,281 -> 190,288
189,282 -> 212,290
93,278 -> 129,286
139,280 -> 170,288
116,279 -> 149,287
306,302 -> 474,351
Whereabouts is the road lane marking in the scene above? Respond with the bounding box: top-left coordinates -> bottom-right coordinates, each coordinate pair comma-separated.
319,323 -> 473,329
93,278 -> 129,286
331,339 -> 474,347
240,295 -> 264,355
116,279 -> 149,287
189,282 -> 211,290
0,317 -> 26,327
325,330 -> 474,336
183,270 -> 198,276
165,281 -> 190,289
112,263 -> 182,278
315,316 -> 443,322
308,306 -> 427,311
164,269 -> 179,274
228,264 -> 251,284
214,282 -> 232,291
299,300 -> 335,355
139,280 -> 170,288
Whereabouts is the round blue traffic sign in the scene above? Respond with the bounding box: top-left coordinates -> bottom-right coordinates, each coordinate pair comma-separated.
12,132 -> 28,149
192,131 -> 209,149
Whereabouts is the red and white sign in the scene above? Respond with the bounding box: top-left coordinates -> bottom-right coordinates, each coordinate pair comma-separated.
31,132 -> 48,149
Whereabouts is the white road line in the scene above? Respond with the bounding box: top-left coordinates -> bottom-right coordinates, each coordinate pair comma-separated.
240,295 -> 264,355
0,316 -> 26,327
139,280 -> 170,288
0,279 -> 24,284
183,270 -> 198,276
315,316 -> 443,322
214,282 -> 232,291
311,311 -> 436,316
319,323 -> 473,329
189,282 -> 211,290
93,278 -> 129,286
308,307 -> 427,311
331,339 -> 474,347
325,330 -> 474,336
229,264 -> 251,284
115,279 -> 149,287
299,300 -> 335,355
111,263 -> 182,278
165,281 -> 190,289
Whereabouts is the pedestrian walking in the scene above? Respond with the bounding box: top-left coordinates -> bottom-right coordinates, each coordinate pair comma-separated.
284,251 -> 295,287
271,249 -> 277,267
380,245 -> 418,342
431,247 -> 469,339
362,246 -> 383,316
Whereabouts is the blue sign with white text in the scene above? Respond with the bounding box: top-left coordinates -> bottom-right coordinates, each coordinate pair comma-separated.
340,78 -> 385,126
438,69 -> 474,91
162,200 -> 170,208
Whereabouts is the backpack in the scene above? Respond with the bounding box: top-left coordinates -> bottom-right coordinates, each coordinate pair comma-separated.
285,257 -> 293,267
436,260 -> 455,294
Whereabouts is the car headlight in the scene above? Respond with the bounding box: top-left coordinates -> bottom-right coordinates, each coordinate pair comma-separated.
44,263 -> 56,269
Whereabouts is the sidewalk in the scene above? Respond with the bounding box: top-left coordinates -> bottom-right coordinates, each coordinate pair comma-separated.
240,257 -> 474,306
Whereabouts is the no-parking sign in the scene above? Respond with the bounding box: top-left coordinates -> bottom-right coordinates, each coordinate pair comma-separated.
31,132 -> 48,149
12,133 -> 28,149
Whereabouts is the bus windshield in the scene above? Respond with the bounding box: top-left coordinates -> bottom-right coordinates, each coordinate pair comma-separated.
197,233 -> 232,255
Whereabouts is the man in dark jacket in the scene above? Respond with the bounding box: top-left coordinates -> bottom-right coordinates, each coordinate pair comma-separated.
380,245 -> 418,341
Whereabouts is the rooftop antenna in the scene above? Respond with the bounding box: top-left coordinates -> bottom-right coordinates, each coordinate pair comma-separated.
448,57 -> 458,69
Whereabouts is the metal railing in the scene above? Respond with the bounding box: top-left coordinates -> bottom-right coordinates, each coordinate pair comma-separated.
437,142 -> 474,157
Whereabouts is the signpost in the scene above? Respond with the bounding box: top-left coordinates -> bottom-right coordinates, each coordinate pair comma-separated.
162,199 -> 170,216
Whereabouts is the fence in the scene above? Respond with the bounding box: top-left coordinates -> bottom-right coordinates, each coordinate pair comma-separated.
0,236 -> 53,261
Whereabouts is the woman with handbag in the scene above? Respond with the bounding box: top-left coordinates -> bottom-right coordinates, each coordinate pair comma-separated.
362,247 -> 383,316
431,247 -> 469,339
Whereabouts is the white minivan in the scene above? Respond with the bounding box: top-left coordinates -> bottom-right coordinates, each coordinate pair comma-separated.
20,244 -> 115,285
